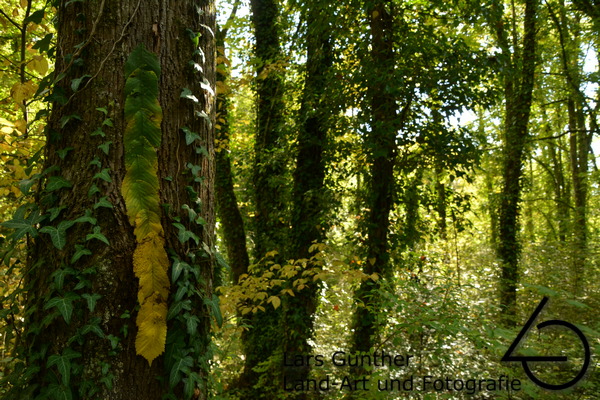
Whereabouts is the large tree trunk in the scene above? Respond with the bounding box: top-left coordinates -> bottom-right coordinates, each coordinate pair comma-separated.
493,0 -> 537,325
20,1 -> 215,398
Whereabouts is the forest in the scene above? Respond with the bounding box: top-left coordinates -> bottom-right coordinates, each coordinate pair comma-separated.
0,0 -> 599,398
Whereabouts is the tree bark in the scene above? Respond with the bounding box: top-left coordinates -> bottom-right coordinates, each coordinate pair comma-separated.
351,0 -> 401,358
235,0 -> 288,395
494,0 -> 538,325
281,0 -> 333,395
19,1 -> 215,398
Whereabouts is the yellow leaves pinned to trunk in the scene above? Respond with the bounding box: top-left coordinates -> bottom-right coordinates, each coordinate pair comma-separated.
121,44 -> 168,365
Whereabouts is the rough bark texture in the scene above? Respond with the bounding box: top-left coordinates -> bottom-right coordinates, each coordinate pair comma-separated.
495,0 -> 537,325
281,1 -> 332,395
22,1 -> 215,398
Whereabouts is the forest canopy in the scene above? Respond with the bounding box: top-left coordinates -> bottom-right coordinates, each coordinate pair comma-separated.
0,0 -> 599,399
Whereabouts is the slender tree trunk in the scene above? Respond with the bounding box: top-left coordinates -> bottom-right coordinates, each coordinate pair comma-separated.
351,0 -> 401,358
236,0 -> 288,395
549,0 -> 590,294
216,12 -> 250,286
20,1 -> 215,398
494,0 -> 538,325
281,1 -> 332,395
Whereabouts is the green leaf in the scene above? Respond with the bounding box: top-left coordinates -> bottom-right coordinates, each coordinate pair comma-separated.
71,245 -> 92,264
94,196 -> 113,209
98,141 -> 112,155
32,33 -> 53,52
171,258 -> 188,283
56,147 -> 74,160
86,226 -> 109,245
186,315 -> 199,335
44,294 -> 79,324
169,355 -> 193,388
47,384 -> 73,400
51,267 -> 77,291
71,74 -> 91,92
89,157 -> 102,168
180,87 -> 198,102
181,127 -> 200,145
1,208 -> 43,240
46,176 -> 72,192
204,294 -> 222,327
93,169 -> 112,183
173,223 -> 200,245
60,114 -> 82,128
124,44 -> 161,77
25,10 -> 46,24
48,206 -> 67,221
82,293 -> 102,312
39,220 -> 74,250
91,128 -> 105,137
81,322 -> 104,338
19,178 -> 37,195
74,210 -> 97,225
88,184 -> 100,197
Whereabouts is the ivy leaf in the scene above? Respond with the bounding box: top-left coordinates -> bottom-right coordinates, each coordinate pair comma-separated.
180,87 -> 198,102
71,245 -> 92,264
81,293 -> 102,312
19,178 -> 37,195
47,384 -> 73,400
39,220 -> 74,250
1,207 -> 44,240
74,210 -> 97,225
46,176 -> 72,192
48,206 -> 67,221
204,294 -> 222,328
181,127 -> 201,145
171,258 -> 189,283
169,355 -> 193,388
94,196 -> 113,209
186,315 -> 199,335
93,169 -> 112,183
56,147 -> 74,160
44,293 -> 79,324
86,226 -> 109,245
71,74 -> 91,92
98,141 -> 112,155
88,184 -> 100,198
173,223 -> 200,245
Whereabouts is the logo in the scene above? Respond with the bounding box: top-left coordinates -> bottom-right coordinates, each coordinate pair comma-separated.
502,297 -> 591,390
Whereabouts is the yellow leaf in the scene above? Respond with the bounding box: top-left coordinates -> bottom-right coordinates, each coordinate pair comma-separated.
268,296 -> 281,309
10,81 -> 38,104
28,55 -> 48,75
135,296 -> 167,365
133,233 -> 170,303
20,0 -> 28,9
370,273 -> 379,282
0,126 -> 13,135
14,119 -> 26,134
